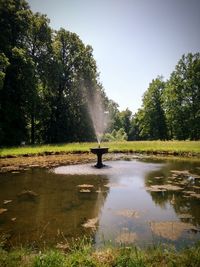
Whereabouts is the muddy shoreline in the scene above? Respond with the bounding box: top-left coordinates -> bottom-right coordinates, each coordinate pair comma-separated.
0,153 -> 94,173
0,152 -> 200,173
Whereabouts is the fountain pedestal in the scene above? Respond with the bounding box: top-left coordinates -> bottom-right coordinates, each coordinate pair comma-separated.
90,147 -> 108,168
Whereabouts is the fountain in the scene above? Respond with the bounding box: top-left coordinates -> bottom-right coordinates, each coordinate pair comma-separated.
87,89 -> 109,168
90,146 -> 108,168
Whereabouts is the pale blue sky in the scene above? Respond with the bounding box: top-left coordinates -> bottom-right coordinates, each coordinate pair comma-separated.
28,0 -> 200,113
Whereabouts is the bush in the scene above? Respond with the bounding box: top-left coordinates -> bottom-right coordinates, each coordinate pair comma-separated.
103,128 -> 128,142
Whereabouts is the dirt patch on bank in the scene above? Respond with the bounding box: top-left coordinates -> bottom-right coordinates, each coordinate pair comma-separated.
0,153 -> 96,173
0,153 -> 142,173
1,152 -> 200,173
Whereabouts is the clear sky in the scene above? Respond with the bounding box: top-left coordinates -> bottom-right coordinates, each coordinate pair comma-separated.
27,0 -> 200,113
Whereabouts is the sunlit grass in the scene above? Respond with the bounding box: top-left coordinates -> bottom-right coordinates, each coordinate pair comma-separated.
106,140 -> 200,154
0,141 -> 200,157
0,242 -> 200,267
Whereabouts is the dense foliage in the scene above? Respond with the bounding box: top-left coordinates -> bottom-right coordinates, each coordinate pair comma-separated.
132,54 -> 200,141
0,0 -> 116,145
0,0 -> 199,146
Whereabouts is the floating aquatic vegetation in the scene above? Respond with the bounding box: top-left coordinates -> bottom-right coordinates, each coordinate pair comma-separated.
18,190 -> 38,197
115,209 -> 140,218
178,214 -> 193,219
173,180 -> 188,186
95,189 -> 102,193
150,221 -> 198,241
161,184 -> 183,190
183,195 -> 192,199
115,232 -> 138,244
170,170 -> 200,182
79,189 -> 91,193
77,184 -> 94,188
3,200 -> 12,204
171,174 -> 179,178
189,173 -> 200,179
145,185 -> 166,192
0,208 -> 7,214
171,170 -> 190,175
146,184 -> 183,192
17,190 -> 38,202
78,184 -> 95,193
189,193 -> 200,199
104,183 -> 126,188
192,185 -> 200,189
183,190 -> 195,195
182,191 -> 200,199
82,217 -> 98,229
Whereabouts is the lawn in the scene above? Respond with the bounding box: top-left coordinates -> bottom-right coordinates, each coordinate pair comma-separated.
0,141 -> 200,157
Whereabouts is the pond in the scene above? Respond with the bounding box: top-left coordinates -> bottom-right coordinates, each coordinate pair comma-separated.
0,158 -> 200,249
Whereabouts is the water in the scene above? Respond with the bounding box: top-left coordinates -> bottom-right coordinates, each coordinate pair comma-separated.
0,158 -> 200,248
87,89 -> 109,144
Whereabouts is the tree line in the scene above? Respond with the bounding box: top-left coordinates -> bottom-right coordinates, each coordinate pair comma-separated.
129,53 -> 200,141
103,53 -> 200,141
0,0 -> 199,146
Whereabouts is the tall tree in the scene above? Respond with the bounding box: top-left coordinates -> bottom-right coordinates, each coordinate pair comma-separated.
0,0 -> 31,55
0,0 -> 32,145
0,0 -> 116,145
119,108 -> 132,139
1,48 -> 35,145
105,99 -> 120,132
0,53 -> 9,90
128,111 -> 142,141
26,12 -> 52,144
0,53 -> 10,142
164,53 -> 200,140
42,29 -> 98,143
136,77 -> 167,140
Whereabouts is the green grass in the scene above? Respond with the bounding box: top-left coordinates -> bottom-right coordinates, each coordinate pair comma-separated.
0,141 -> 200,157
0,242 -> 200,267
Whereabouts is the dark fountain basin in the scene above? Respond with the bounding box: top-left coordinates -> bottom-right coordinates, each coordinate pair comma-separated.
90,147 -> 109,168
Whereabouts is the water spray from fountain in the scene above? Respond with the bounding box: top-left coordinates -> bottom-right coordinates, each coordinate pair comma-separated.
87,88 -> 109,147
86,86 -> 109,168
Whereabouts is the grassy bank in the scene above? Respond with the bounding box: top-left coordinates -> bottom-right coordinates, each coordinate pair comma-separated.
0,141 -> 200,157
0,241 -> 200,267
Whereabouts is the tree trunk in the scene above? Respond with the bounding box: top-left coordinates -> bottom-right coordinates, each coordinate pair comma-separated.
31,112 -> 35,144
